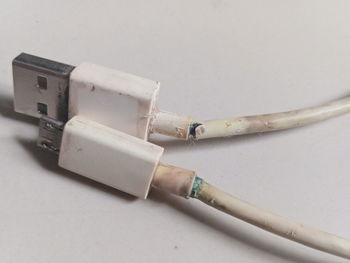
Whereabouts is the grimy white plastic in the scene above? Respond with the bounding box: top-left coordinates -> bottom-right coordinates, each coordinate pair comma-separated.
58,116 -> 164,199
69,62 -> 160,140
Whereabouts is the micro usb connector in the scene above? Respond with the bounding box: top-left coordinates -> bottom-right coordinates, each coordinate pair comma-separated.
37,115 -> 65,154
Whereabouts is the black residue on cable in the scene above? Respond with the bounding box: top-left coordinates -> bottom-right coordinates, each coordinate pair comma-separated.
189,122 -> 202,139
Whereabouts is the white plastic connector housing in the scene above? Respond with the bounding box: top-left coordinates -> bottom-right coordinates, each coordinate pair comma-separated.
58,116 -> 164,198
69,62 -> 160,140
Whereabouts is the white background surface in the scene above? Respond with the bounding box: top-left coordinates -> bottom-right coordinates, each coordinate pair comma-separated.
1,1 -> 350,262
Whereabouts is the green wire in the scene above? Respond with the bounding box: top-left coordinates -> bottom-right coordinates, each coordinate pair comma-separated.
190,177 -> 204,198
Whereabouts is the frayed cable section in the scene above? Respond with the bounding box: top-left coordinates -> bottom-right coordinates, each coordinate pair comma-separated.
189,122 -> 203,140
190,177 -> 205,198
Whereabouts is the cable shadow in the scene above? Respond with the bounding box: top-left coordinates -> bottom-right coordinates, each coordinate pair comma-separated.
16,137 -> 136,202
0,92 -> 38,125
148,189 -> 335,263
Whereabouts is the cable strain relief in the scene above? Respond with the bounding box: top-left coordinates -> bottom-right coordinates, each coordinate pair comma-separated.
150,110 -> 192,140
152,163 -> 196,198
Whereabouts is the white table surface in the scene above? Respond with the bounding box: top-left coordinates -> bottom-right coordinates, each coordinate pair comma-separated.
1,1 -> 350,262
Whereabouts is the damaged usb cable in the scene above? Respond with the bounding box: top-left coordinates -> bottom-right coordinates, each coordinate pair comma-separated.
12,53 -> 350,142
152,95 -> 350,140
11,53 -> 350,260
42,115 -> 350,260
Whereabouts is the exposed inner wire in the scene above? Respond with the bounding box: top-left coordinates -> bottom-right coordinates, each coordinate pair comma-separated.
188,122 -> 202,139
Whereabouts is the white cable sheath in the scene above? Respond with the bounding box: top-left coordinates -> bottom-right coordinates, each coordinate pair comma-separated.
193,96 -> 350,140
193,179 -> 350,259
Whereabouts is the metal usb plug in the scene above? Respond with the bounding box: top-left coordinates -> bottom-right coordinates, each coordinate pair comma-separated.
13,53 -> 75,122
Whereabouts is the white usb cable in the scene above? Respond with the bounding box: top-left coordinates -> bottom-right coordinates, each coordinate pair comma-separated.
13,53 -> 350,142
55,116 -> 350,260
11,53 -> 350,260
155,173 -> 350,259
151,96 -> 350,140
